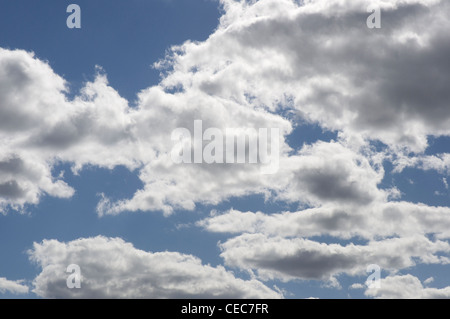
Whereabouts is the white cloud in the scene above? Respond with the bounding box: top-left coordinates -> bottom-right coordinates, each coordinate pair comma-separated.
28,236 -> 282,299
0,154 -> 74,214
394,153 -> 450,174
349,283 -> 365,290
199,200 -> 450,282
275,141 -> 386,206
0,277 -> 29,295
99,89 -> 293,216
199,201 -> 450,240
0,49 -> 136,213
160,0 -> 450,153
218,234 -> 449,282
365,275 -> 450,299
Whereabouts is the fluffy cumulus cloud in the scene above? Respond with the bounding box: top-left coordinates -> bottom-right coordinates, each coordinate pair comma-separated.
364,275 -> 450,299
0,49 -> 136,213
0,277 -> 29,295
162,0 -> 450,152
275,141 -> 387,207
218,234 -> 449,282
28,236 -> 281,299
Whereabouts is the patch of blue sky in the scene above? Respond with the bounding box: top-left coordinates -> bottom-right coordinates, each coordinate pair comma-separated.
0,0 -> 221,102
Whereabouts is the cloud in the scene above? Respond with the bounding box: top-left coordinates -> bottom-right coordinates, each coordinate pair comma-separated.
0,153 -> 74,214
393,153 -> 450,174
199,201 -> 450,240
444,178 -> 449,190
275,141 -> 386,206
349,283 -> 365,290
199,200 -> 450,282
0,277 -> 29,295
160,0 -> 450,152
365,275 -> 450,299
28,236 -> 282,299
0,49 -> 75,213
218,234 -> 449,281
98,90 -> 293,215
0,49 -> 135,213
0,48 -> 66,132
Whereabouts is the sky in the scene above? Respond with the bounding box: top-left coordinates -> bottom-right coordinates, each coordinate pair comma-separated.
0,0 -> 449,299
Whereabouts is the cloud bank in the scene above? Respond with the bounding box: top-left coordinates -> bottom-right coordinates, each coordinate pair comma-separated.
29,236 -> 281,299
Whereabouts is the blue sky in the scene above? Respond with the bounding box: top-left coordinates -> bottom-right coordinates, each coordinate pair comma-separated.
0,0 -> 221,101
0,0 -> 450,299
